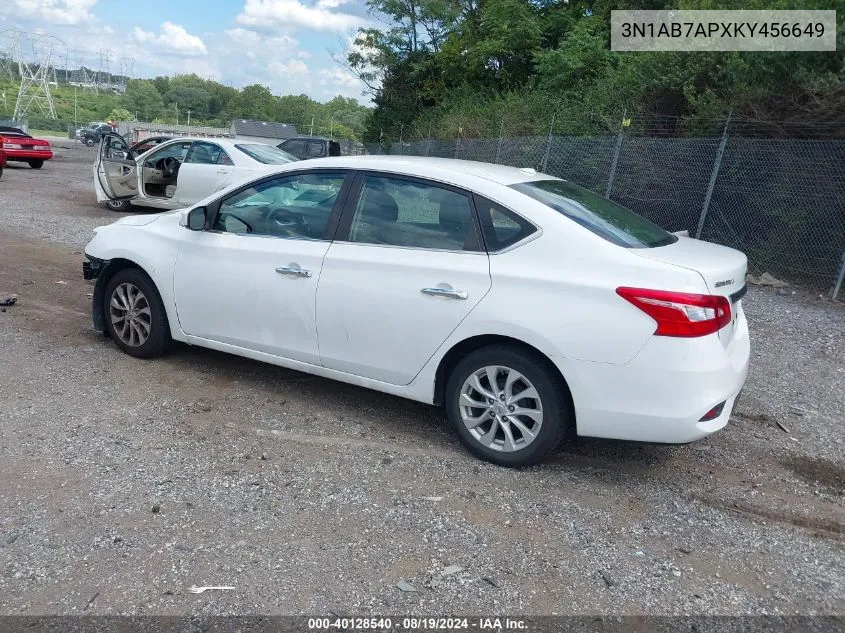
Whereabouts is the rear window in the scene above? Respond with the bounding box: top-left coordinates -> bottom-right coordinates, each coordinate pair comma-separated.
235,144 -> 298,165
512,180 -> 677,248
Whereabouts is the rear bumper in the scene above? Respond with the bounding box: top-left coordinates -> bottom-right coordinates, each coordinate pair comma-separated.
561,304 -> 751,443
6,150 -> 53,161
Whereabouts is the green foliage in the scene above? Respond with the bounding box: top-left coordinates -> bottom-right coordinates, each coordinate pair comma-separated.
107,108 -> 133,122
0,72 -> 372,140
350,0 -> 845,138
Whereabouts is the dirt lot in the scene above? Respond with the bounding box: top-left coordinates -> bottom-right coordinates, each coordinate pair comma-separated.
0,144 -> 843,616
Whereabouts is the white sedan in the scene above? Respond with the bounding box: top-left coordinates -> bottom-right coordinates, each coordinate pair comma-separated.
93,133 -> 297,212
83,156 -> 750,467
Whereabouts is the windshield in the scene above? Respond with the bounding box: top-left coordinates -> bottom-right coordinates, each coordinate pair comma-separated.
235,143 -> 298,165
512,180 -> 678,248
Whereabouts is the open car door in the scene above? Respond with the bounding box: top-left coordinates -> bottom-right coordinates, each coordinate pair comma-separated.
93,133 -> 138,203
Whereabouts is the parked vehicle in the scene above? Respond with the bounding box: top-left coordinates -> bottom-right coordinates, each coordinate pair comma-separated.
83,156 -> 750,467
77,122 -> 115,146
278,136 -> 341,160
0,147 -> 6,178
0,127 -> 53,169
93,133 -> 298,212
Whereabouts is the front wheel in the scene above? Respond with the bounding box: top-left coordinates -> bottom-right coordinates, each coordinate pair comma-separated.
445,345 -> 571,467
28,160 -> 44,169
105,199 -> 131,212
86,138 -> 95,147
103,268 -> 171,358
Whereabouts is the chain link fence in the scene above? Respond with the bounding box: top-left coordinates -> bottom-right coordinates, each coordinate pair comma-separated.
366,117 -> 845,298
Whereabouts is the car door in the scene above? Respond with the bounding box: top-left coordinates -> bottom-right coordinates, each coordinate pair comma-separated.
305,140 -> 325,159
279,138 -> 307,160
176,141 -> 236,206
315,173 -> 492,385
173,169 -> 352,364
93,133 -> 139,203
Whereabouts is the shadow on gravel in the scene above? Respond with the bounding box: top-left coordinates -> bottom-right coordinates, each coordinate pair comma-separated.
781,454 -> 845,495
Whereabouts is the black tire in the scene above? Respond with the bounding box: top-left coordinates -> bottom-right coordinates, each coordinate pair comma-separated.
103,268 -> 171,358
445,345 -> 571,467
28,160 -> 44,169
86,138 -> 95,147
105,199 -> 131,212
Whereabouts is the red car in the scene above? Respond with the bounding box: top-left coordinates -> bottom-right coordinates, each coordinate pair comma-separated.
0,147 -> 6,178
0,126 -> 53,169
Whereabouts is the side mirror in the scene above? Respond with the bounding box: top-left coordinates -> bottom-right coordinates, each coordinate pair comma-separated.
187,206 -> 207,231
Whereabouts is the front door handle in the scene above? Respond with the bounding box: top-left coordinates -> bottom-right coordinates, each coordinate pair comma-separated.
421,287 -> 468,300
217,169 -> 230,174
276,266 -> 312,278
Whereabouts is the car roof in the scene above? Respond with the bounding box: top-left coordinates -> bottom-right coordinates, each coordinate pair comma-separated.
293,155 -> 552,186
282,136 -> 337,143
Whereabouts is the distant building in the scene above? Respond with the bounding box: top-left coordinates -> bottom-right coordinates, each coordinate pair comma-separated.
230,119 -> 298,145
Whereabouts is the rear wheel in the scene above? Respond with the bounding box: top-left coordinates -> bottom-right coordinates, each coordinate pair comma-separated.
106,199 -> 131,212
445,345 -> 570,467
103,268 -> 171,358
28,160 -> 44,169
86,138 -> 95,147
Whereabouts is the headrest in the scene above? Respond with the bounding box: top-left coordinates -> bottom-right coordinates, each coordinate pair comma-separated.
361,188 -> 399,223
439,193 -> 469,227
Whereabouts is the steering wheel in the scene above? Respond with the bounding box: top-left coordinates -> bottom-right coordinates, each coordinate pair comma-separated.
162,156 -> 180,179
269,208 -> 309,236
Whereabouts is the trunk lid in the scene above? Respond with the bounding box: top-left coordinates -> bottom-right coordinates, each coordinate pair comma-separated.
630,236 -> 747,346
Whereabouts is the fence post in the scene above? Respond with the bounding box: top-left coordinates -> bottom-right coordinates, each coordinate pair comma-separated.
495,115 -> 505,164
455,126 -> 462,159
832,251 -> 845,300
426,121 -> 432,157
540,114 -> 555,173
605,108 -> 626,197
695,111 -> 732,239
399,123 -> 404,155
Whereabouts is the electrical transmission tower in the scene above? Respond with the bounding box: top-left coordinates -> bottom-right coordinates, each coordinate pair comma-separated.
69,48 -> 98,93
118,56 -> 135,92
0,30 -> 20,82
98,48 -> 114,91
13,32 -> 62,121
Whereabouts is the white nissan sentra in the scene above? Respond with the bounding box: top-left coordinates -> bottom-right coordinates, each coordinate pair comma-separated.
83,155 -> 750,467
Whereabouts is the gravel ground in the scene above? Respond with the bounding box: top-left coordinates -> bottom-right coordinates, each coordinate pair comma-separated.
0,147 -> 843,616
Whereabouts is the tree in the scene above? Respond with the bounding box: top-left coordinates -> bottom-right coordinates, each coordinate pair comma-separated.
123,79 -> 164,120
229,84 -> 277,121
107,107 -> 133,122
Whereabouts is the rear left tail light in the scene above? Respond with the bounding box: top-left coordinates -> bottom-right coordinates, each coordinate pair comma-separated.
616,287 -> 731,338
3,143 -> 23,149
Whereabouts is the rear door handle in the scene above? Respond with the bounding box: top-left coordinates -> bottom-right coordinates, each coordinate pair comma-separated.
217,169 -> 230,174
421,287 -> 468,300
276,266 -> 312,278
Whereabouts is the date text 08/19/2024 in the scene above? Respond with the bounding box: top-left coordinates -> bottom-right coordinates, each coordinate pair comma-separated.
307,617 -> 528,630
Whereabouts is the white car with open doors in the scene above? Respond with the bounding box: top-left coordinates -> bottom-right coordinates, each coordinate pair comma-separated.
83,156 -> 750,467
94,133 -> 297,212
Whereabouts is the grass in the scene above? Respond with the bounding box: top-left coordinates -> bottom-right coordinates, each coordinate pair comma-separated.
28,129 -> 72,139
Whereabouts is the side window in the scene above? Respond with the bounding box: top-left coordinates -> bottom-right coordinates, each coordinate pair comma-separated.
213,172 -> 346,239
280,139 -> 306,158
474,195 -> 537,251
348,176 -> 480,251
185,141 -> 230,165
306,141 -> 324,158
144,142 -> 191,167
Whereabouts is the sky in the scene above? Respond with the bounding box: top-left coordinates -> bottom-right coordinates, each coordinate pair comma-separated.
1,0 -> 373,104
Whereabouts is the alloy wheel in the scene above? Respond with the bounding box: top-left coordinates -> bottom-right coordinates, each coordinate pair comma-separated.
459,365 -> 543,452
109,282 -> 152,347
